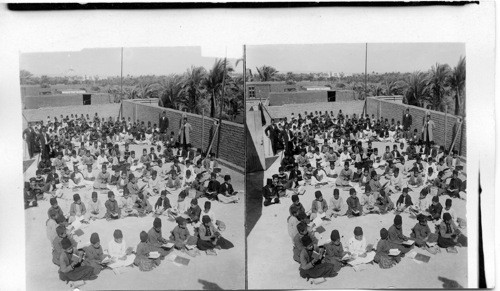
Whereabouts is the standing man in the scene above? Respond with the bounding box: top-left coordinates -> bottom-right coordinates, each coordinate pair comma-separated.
402,108 -> 412,139
159,111 -> 169,141
23,124 -> 36,159
265,122 -> 279,156
422,113 -> 435,155
179,116 -> 192,151
39,127 -> 51,160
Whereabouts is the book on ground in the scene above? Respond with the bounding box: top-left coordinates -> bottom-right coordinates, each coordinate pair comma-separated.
402,240 -> 415,246
74,229 -> 84,237
101,257 -> 112,265
426,241 -> 437,247
315,226 -> 326,234
414,253 -> 431,263
162,242 -> 175,249
174,256 -> 190,266
447,246 -> 458,253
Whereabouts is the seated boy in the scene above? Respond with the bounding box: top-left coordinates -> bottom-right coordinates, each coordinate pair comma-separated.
93,164 -> 110,190
263,177 -> 279,207
105,191 -> 121,220
411,214 -> 432,248
427,195 -> 443,222
346,226 -> 376,266
205,173 -> 220,200
68,194 -> 89,225
395,187 -> 413,213
446,170 -> 462,198
386,168 -> 403,194
119,188 -> 139,217
154,190 -> 172,216
310,191 -> 328,220
170,216 -> 198,253
88,191 -> 105,220
326,189 -> 347,218
346,188 -> 363,217
217,175 -> 240,204
24,179 -> 38,209
360,185 -> 380,215
387,215 -> 413,256
336,162 -> 352,187
107,229 -> 135,269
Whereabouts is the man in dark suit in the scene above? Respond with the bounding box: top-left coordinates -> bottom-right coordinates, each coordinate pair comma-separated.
159,111 -> 169,140
38,127 -> 50,160
23,125 -> 36,159
402,108 -> 413,138
265,123 -> 279,156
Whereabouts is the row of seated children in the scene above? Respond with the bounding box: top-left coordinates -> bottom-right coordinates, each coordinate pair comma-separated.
290,212 -> 464,280
261,153 -> 465,208
26,150 -> 239,209
51,214 -> 234,286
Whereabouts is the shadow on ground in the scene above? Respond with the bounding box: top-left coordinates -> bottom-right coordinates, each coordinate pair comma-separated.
246,171 -> 263,237
438,276 -> 464,288
198,279 -> 224,290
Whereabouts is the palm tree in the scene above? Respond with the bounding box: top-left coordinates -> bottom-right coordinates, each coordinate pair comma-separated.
107,86 -> 121,103
157,74 -> 183,109
403,71 -> 428,107
181,66 -> 207,114
425,63 -> 452,111
224,76 -> 244,120
383,80 -> 405,96
447,56 -> 466,116
203,59 -> 234,118
371,83 -> 384,96
256,65 -> 278,82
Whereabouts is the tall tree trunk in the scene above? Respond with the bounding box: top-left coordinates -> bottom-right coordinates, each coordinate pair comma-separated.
210,90 -> 216,118
454,90 -> 460,116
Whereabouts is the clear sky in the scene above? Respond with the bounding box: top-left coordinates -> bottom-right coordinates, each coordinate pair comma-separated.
247,43 -> 465,74
20,46 -> 242,77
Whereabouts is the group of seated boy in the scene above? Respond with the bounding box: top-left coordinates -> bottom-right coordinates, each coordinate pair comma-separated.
24,114 -> 241,285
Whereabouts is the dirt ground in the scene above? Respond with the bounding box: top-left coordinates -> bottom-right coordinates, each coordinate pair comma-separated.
247,141 -> 468,289
24,144 -> 245,290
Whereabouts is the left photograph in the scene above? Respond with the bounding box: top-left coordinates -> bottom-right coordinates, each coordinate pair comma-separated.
21,46 -> 245,290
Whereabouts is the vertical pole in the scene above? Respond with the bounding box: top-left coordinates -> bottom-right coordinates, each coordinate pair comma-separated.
216,52 -> 227,159
243,44 -> 247,103
202,110 -> 205,154
120,47 -> 123,102
364,43 -> 368,100
444,105 -> 448,149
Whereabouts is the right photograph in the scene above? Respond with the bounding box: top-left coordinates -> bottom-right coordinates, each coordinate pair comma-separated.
245,43 -> 467,289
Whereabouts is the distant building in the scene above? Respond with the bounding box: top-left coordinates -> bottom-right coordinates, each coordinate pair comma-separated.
245,81 -> 356,105
300,85 -> 331,91
60,89 -> 87,94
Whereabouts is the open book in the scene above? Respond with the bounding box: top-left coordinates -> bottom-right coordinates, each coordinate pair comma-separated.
100,257 -> 112,265
425,241 -> 437,248
389,249 -> 401,256
162,242 -> 175,249
402,240 -> 415,246
148,251 -> 160,259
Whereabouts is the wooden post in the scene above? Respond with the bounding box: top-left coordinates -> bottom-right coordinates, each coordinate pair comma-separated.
216,56 -> 227,159
444,105 -> 448,149
201,110 -> 205,153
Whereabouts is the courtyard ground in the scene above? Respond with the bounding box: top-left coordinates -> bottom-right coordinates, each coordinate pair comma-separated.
24,144 -> 245,290
247,141 -> 468,289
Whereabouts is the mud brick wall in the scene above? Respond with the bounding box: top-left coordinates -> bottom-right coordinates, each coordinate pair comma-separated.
22,103 -> 121,129
265,101 -> 365,120
367,98 -> 466,156
121,100 -> 245,168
